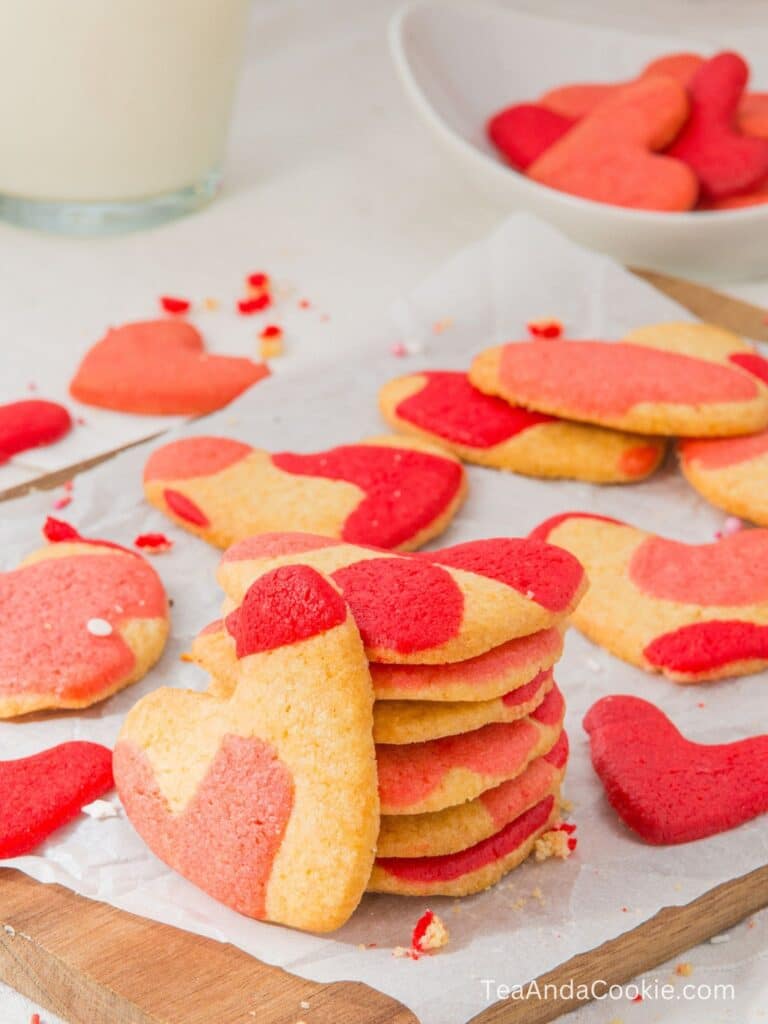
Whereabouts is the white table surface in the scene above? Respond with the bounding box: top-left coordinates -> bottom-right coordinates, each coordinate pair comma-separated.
1,1 -> 767,1021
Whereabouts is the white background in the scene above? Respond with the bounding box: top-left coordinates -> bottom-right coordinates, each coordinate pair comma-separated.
2,1 -> 768,1022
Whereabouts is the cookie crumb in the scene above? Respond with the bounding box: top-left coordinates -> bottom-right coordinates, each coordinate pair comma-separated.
86,618 -> 113,637
135,532 -> 173,554
432,317 -> 454,334
202,297 -> 219,311
710,933 -> 731,944
392,945 -> 412,959
159,295 -> 191,315
299,1000 -> 310,1010
675,962 -> 694,977
531,886 -> 544,901
412,909 -> 450,954
260,325 -> 284,359
527,317 -> 563,339
534,825 -> 576,862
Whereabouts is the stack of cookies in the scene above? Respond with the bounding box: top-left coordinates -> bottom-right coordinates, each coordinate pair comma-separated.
190,530 -> 587,899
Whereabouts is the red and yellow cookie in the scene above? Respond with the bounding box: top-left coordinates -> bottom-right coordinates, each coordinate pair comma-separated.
679,431 -> 768,525
114,564 -> 379,933
369,794 -> 560,896
379,371 -> 665,483
0,534 -> 169,718
372,668 -> 554,744
623,322 -> 768,385
217,533 -> 587,664
377,732 -> 568,858
144,435 -> 466,551
533,512 -> 768,682
377,685 -> 564,815
470,340 -> 768,437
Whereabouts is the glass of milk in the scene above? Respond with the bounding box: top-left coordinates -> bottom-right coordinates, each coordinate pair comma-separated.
0,0 -> 250,234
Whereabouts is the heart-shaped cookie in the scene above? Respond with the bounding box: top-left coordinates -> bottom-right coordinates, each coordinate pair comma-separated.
379,370 -> 665,483
114,564 -> 378,932
0,400 -> 72,464
623,322 -> 768,386
533,512 -> 768,681
680,431 -> 768,526
377,732 -> 568,859
470,339 -> 768,437
487,104 -> 575,170
217,532 -> 587,664
528,77 -> 697,211
584,695 -> 768,843
0,533 -> 169,717
70,319 -> 269,415
144,434 -> 466,550
540,52 -> 703,118
668,52 -> 768,201
0,742 -> 114,857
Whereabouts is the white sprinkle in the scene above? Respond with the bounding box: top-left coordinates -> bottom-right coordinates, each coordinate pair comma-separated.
81,799 -> 120,820
525,589 -> 535,599
3,925 -> 15,936
300,1000 -> 310,1010
586,657 -> 602,672
86,618 -> 113,637
710,933 -> 731,944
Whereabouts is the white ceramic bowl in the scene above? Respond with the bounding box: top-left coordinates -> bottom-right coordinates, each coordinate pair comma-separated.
390,1 -> 768,280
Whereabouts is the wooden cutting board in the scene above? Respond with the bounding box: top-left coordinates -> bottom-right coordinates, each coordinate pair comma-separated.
1,272 -> 767,1024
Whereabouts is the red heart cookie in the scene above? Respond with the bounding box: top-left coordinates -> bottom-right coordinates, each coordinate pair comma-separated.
70,319 -> 269,415
533,511 -> 768,681
528,77 -> 697,211
0,533 -> 169,717
470,339 -> 768,436
540,52 -> 703,119
379,370 -> 665,483
144,434 -> 466,551
667,53 -> 768,201
217,532 -> 587,664
115,564 -> 378,932
584,695 -> 768,844
0,400 -> 72,464
0,742 -> 114,858
487,104 -> 575,170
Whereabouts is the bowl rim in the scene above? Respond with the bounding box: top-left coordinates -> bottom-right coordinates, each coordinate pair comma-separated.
389,0 -> 768,227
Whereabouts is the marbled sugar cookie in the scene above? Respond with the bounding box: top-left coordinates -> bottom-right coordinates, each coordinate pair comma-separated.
470,340 -> 768,436
115,564 -> 378,933
377,733 -> 568,858
379,371 -> 665,483
369,795 -> 560,896
533,512 -> 768,681
623,321 -> 768,385
376,685 -> 565,815
216,532 -> 587,664
679,431 -> 768,526
0,529 -> 168,718
143,434 -> 466,550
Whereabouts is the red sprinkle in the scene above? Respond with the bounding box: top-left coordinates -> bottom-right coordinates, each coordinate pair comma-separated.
237,294 -> 271,315
134,532 -> 174,554
411,909 -> 435,953
260,324 -> 283,339
247,272 -> 270,291
159,295 -> 191,315
567,837 -> 578,851
298,298 -> 311,309
527,318 -> 563,339
30,1015 -> 41,1024
43,517 -> 81,542
632,994 -> 643,1003
557,822 -> 577,834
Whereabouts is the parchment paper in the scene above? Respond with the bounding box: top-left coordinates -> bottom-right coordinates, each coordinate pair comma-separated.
1,216 -> 766,1024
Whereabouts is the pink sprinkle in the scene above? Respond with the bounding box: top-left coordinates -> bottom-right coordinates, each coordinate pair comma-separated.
716,516 -> 743,540
391,342 -> 407,357
63,480 -> 74,492
75,416 -> 87,426
298,299 -> 311,310
27,381 -> 38,392
53,495 -> 72,510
